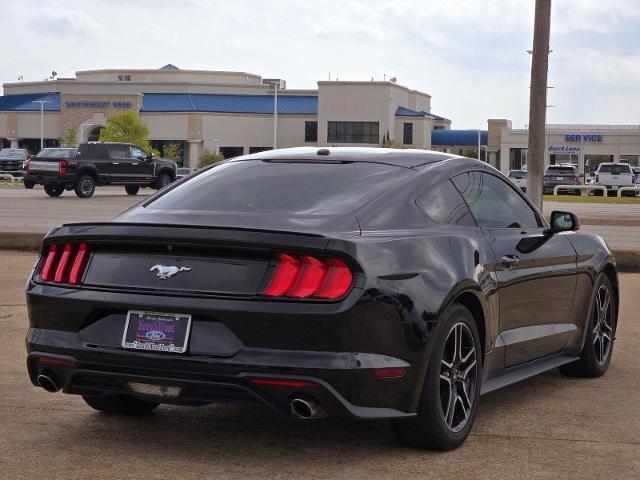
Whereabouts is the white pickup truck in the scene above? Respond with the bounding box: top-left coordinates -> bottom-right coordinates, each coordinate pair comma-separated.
593,163 -> 637,196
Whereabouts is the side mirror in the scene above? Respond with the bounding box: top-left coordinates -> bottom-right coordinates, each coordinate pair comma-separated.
545,211 -> 580,236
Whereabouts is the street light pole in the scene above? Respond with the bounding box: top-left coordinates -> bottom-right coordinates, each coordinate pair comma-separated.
34,100 -> 50,151
273,82 -> 279,150
477,130 -> 481,161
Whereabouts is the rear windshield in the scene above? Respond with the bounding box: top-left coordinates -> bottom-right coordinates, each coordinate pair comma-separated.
35,149 -> 77,159
546,166 -> 575,175
598,164 -> 632,174
0,149 -> 27,159
508,171 -> 526,179
147,160 -> 411,215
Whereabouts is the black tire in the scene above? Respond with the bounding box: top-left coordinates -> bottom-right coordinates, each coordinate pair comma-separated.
44,184 -> 64,197
24,181 -> 35,189
74,174 -> 96,198
125,185 -> 140,195
155,172 -> 172,190
560,275 -> 616,378
391,303 -> 482,450
83,394 -> 159,415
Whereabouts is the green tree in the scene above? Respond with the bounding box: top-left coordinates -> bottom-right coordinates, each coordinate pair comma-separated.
99,110 -> 154,153
59,128 -> 78,147
197,150 -> 225,169
163,143 -> 182,164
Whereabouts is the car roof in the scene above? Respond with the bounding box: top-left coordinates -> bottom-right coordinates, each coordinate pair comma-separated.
233,146 -> 456,168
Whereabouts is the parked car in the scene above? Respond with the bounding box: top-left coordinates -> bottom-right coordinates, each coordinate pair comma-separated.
25,147 -> 618,450
23,142 -> 177,198
543,164 -> 581,195
592,162 -> 636,196
632,166 -> 640,196
507,169 -> 527,191
0,148 -> 29,176
176,167 -> 192,180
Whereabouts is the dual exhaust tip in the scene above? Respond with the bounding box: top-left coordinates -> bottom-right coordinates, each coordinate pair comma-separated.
290,397 -> 327,419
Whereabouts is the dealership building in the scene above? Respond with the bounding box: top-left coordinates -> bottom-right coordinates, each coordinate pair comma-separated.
0,64 -> 638,175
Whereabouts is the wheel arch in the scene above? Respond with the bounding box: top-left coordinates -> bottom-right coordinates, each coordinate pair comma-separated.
77,165 -> 98,180
601,262 -> 619,315
453,291 -> 487,355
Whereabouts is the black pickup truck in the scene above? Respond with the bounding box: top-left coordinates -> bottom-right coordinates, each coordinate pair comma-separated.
24,143 -> 177,198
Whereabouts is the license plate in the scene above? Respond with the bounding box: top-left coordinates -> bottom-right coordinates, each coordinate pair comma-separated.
122,310 -> 192,353
612,185 -> 619,190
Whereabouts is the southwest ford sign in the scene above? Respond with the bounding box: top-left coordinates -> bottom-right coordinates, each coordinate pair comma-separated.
65,101 -> 132,108
548,145 -> 580,153
565,134 -> 603,142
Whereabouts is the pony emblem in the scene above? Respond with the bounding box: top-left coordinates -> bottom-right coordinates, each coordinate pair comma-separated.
150,264 -> 192,280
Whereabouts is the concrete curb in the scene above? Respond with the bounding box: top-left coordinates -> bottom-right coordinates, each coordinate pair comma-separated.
0,231 -> 638,272
579,217 -> 640,227
0,232 -> 44,252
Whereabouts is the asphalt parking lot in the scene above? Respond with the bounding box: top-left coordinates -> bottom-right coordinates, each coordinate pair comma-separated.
1,251 -> 639,479
1,186 -> 640,249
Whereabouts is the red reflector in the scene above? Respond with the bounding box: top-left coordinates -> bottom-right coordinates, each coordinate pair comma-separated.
287,256 -> 328,298
53,243 -> 74,283
38,356 -> 76,368
40,244 -> 60,282
314,258 -> 353,299
68,243 -> 89,285
374,368 -> 407,379
59,160 -> 67,175
262,253 -> 301,297
249,378 -> 320,388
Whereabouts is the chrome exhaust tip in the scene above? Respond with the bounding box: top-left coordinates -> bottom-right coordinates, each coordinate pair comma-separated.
37,373 -> 61,393
290,398 -> 327,419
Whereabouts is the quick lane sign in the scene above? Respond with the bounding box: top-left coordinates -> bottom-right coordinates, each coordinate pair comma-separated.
548,145 -> 580,153
564,134 -> 603,142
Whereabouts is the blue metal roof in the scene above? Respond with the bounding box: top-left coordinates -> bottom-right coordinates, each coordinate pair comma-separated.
141,93 -> 318,115
160,64 -> 179,70
0,92 -> 61,111
431,129 -> 488,146
395,106 -> 447,121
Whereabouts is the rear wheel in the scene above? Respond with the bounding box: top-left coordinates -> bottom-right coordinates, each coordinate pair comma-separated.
155,172 -> 172,190
560,275 -> 616,378
125,185 -> 140,195
391,303 -> 481,450
83,394 -> 159,415
75,174 -> 96,198
44,184 -> 64,197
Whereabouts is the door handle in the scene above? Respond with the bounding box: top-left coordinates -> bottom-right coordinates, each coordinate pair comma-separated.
111,162 -> 119,165
132,162 -> 138,166
501,255 -> 520,270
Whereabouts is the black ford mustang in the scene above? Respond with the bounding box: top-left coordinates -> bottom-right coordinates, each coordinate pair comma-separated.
25,147 -> 618,450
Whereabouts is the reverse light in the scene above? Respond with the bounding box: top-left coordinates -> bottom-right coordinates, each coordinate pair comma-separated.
262,253 -> 354,300
39,243 -> 90,285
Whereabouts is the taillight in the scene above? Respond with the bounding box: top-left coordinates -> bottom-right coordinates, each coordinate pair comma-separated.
39,243 -> 90,285
262,253 -> 354,300
58,160 -> 67,175
633,175 -> 637,184
595,174 -> 600,183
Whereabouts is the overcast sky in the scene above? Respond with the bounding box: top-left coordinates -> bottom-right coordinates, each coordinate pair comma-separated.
3,0 -> 639,129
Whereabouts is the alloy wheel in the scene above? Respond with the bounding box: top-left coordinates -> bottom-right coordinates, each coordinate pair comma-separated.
439,322 -> 478,433
592,284 -> 613,364
81,178 -> 94,196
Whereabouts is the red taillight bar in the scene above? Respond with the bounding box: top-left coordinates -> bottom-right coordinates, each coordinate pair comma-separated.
68,243 -> 89,285
262,253 -> 354,300
58,160 -> 67,175
39,243 -> 91,286
248,378 -> 320,388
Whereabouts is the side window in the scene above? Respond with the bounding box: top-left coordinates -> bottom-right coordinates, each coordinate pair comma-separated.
108,145 -> 128,159
89,144 -> 109,160
417,180 -> 476,226
452,172 -> 540,229
131,146 -> 146,159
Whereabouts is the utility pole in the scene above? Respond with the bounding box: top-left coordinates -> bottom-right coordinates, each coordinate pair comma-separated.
273,82 -> 279,150
526,0 -> 552,210
34,100 -> 50,151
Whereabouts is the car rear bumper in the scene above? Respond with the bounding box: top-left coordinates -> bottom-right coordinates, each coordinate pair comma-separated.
26,279 -> 422,419
23,173 -> 76,185
26,340 -> 414,420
